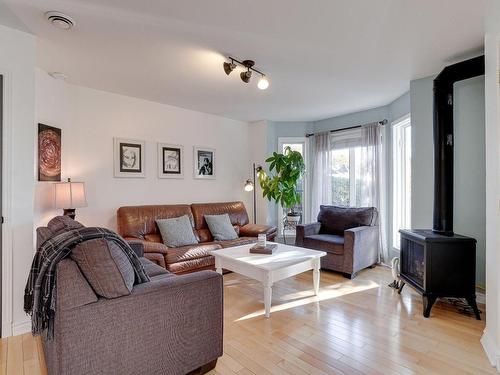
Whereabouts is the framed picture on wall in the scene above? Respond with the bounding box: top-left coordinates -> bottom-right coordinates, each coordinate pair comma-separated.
193,146 -> 216,179
158,143 -> 183,179
113,138 -> 145,178
38,123 -> 62,182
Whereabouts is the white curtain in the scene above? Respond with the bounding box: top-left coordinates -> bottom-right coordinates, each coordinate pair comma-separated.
359,123 -> 388,263
310,132 -> 332,221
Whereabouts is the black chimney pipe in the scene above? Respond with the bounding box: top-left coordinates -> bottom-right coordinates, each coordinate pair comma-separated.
432,55 -> 484,235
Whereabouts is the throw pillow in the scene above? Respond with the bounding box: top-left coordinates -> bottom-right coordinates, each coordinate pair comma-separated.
205,214 -> 238,241
156,215 -> 198,248
71,238 -> 134,299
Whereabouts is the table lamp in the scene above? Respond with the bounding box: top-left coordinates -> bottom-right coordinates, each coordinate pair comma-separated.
54,178 -> 87,219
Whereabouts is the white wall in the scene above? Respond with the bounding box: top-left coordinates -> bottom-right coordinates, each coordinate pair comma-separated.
35,68 -> 252,231
247,120 -> 269,225
0,24 -> 36,336
481,0 -> 500,368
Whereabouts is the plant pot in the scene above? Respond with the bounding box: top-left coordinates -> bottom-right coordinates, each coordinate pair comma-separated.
286,213 -> 301,224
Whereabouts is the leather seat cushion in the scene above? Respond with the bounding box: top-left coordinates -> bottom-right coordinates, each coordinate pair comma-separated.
165,243 -> 222,264
303,234 -> 345,255
167,256 -> 215,274
216,237 -> 257,248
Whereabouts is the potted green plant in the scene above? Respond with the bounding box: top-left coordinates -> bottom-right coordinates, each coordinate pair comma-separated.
257,146 -> 305,223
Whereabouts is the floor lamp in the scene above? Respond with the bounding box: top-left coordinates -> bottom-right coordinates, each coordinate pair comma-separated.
244,163 -> 262,224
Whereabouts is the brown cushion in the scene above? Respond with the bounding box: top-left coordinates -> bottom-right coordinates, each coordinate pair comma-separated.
216,237 -> 257,248
318,206 -> 377,235
71,239 -> 135,298
165,243 -> 222,264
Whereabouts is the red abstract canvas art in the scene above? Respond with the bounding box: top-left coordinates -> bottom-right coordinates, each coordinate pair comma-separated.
38,123 -> 62,181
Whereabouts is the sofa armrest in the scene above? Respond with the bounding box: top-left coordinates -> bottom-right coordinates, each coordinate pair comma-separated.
239,224 -> 277,239
344,226 -> 379,274
295,222 -> 321,246
123,237 -> 169,255
52,271 -> 223,374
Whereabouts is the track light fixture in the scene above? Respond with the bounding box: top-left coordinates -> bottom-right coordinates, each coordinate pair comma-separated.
223,57 -> 269,89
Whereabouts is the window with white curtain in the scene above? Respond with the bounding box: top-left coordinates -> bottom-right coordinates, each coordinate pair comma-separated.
330,128 -> 362,207
392,115 -> 412,250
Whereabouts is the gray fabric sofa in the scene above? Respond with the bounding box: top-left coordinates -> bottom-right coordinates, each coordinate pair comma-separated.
37,219 -> 223,375
295,205 -> 379,278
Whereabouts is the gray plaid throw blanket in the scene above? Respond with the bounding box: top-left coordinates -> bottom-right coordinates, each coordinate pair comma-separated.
24,227 -> 150,338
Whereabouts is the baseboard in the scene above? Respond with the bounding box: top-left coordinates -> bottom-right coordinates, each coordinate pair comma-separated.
12,319 -> 31,336
481,329 -> 499,369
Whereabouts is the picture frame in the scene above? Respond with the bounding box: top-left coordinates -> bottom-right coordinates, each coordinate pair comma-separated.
38,123 -> 62,182
113,138 -> 146,178
158,143 -> 184,179
193,146 -> 216,179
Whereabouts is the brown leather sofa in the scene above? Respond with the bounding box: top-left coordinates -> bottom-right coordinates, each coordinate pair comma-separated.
295,205 -> 379,279
117,201 -> 277,274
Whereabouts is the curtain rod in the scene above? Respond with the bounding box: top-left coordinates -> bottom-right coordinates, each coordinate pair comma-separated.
305,119 -> 388,138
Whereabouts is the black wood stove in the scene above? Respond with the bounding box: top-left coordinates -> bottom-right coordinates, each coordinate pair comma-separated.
398,56 -> 484,320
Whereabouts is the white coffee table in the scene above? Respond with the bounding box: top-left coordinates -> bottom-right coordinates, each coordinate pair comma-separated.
211,243 -> 326,318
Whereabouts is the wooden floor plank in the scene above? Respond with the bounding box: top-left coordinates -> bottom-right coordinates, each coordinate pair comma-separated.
4,266 -> 494,375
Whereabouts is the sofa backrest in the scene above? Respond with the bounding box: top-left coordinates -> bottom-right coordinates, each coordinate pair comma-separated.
191,202 -> 249,243
317,205 -> 378,235
117,205 -> 194,242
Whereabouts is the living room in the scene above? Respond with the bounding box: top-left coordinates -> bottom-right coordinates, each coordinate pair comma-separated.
2,0 -> 500,374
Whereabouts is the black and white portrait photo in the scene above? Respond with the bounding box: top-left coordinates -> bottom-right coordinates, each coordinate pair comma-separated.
194,146 -> 216,179
114,138 -> 146,178
158,143 -> 184,179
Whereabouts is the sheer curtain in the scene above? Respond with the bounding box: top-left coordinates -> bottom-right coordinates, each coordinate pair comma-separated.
310,132 -> 332,221
359,123 -> 388,263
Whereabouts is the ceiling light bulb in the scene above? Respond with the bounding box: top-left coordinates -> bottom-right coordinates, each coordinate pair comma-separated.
257,75 -> 269,90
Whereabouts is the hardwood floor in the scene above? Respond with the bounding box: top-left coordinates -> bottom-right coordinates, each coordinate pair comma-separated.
2,266 -> 493,375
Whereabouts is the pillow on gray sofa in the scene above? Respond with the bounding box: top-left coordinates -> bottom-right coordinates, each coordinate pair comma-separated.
205,213 -> 238,241
71,238 -> 134,298
156,215 -> 198,247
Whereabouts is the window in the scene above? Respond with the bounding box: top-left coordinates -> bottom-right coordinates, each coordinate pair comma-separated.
392,115 -> 411,250
331,129 -> 362,207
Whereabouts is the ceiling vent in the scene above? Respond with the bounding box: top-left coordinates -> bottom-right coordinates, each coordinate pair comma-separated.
45,11 -> 75,30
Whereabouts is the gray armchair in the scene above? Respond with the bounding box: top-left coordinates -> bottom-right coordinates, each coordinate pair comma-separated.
295,205 -> 379,278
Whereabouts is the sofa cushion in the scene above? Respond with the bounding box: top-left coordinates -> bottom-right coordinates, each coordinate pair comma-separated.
156,215 -> 199,248
303,234 -> 345,255
140,257 -> 170,277
56,259 -> 98,310
165,243 -> 222,264
167,256 -> 216,274
71,238 -> 135,298
216,237 -> 257,248
37,216 -> 85,249
205,214 -> 239,241
318,206 -> 377,235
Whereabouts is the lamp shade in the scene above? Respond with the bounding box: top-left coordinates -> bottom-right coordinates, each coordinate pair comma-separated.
55,179 -> 87,209
244,179 -> 254,192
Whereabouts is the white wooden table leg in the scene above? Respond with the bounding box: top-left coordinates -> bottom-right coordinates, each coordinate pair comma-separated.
264,284 -> 272,318
215,258 -> 223,275
313,258 -> 320,296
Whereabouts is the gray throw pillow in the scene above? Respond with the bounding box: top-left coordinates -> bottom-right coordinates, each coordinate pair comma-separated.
205,214 -> 238,241
156,215 -> 198,248
71,238 -> 134,299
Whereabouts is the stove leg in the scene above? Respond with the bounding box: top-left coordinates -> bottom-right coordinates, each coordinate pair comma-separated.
466,296 -> 481,320
423,295 -> 437,318
397,281 -> 405,294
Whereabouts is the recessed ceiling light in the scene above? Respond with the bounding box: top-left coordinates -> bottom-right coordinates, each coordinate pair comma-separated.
45,11 -> 75,30
49,72 -> 68,81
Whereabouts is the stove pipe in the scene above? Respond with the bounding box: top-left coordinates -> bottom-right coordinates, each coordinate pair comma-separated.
432,55 -> 484,235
